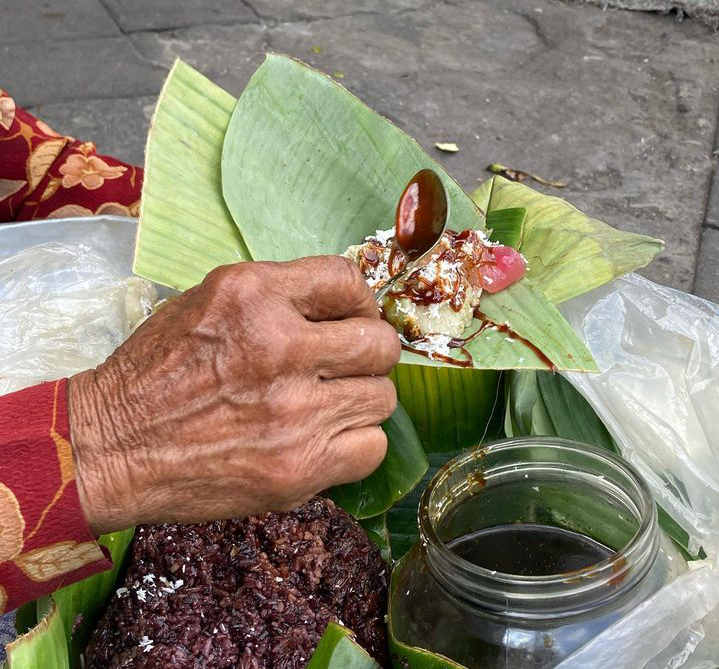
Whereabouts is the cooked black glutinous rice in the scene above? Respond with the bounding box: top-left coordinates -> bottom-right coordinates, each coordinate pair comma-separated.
85,497 -> 389,668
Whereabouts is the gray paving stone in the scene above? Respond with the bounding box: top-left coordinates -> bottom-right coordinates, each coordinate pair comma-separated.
3,36 -> 166,107
130,23 -> 268,94
246,0 -> 417,22
704,158 -> 719,229
0,0 -> 119,44
693,226 -> 719,303
101,0 -> 256,33
263,0 -> 719,292
6,0 -> 719,296
26,96 -> 155,167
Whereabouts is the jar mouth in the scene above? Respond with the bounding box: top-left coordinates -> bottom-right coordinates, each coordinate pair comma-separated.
418,437 -> 658,617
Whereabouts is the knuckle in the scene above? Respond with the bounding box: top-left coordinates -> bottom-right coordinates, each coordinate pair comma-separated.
332,255 -> 370,295
369,427 -> 389,463
381,321 -> 402,360
375,377 -> 398,417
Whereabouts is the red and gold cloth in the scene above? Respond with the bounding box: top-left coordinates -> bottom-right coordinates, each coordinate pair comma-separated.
0,380 -> 112,613
0,87 -> 142,222
0,89 -> 143,612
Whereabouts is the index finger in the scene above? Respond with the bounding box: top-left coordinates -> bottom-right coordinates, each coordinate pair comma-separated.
276,255 -> 380,322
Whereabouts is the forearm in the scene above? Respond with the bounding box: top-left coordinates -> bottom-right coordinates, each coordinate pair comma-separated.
0,379 -> 111,613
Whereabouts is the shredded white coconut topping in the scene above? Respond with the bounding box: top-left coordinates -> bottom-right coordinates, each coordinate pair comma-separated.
411,334 -> 454,359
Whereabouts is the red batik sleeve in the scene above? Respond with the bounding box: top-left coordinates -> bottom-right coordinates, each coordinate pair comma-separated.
0,87 -> 142,223
0,379 -> 111,613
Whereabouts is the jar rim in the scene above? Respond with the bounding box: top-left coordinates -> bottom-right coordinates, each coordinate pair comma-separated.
418,437 -> 657,608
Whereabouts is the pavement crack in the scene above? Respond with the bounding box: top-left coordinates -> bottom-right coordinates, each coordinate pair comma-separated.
121,19 -> 263,36
97,0 -> 125,33
240,0 -> 263,21
519,12 -> 555,51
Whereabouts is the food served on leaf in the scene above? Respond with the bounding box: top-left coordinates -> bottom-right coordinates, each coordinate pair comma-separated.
86,498 -> 388,669
345,227 -> 526,343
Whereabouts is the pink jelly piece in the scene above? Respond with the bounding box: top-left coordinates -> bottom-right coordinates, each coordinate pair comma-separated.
476,245 -> 526,293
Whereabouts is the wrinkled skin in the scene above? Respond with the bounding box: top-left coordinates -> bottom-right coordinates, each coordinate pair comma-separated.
69,257 -> 401,535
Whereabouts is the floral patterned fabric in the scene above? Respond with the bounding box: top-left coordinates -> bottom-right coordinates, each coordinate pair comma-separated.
0,92 -> 144,614
0,88 -> 142,222
0,380 -> 112,614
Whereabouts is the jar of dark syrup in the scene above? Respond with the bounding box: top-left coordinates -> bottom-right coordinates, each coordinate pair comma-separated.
390,438 -> 686,668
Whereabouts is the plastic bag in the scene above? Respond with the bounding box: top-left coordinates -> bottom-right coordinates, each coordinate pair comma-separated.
559,273 -> 719,668
561,272 -> 719,560
0,242 -> 157,396
555,566 -> 719,669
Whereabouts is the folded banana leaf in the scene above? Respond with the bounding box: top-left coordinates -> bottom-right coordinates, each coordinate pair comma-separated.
219,54 -> 595,373
471,177 -> 663,305
133,57 -> 663,459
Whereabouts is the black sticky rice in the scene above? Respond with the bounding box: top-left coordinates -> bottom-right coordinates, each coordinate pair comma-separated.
86,497 -> 388,668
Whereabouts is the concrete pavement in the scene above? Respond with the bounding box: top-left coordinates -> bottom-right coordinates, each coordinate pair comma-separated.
2,0 -> 718,301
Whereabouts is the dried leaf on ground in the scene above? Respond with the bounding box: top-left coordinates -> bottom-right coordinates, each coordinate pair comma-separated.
435,142 -> 459,153
487,162 -> 567,187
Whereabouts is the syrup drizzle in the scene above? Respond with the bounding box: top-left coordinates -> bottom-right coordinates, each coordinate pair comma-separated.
403,308 -> 557,371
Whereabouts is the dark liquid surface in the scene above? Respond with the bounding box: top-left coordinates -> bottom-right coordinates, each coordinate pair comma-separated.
447,523 -> 613,576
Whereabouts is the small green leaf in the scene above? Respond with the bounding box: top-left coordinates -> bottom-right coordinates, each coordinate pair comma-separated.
307,623 -> 380,669
485,207 -> 526,249
434,142 -> 459,153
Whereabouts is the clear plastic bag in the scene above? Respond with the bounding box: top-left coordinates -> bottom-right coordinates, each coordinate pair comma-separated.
0,242 -> 157,396
559,273 -> 719,668
555,566 -> 719,669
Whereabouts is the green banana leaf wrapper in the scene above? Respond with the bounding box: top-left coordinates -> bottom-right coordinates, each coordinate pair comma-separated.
8,54 -> 666,669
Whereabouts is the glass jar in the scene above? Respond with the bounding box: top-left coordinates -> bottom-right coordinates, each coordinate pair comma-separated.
390,437 -> 686,669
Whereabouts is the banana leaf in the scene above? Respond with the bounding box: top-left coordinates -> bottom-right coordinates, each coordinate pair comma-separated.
485,207 -> 526,249
4,528 -> 134,669
389,365 -> 503,454
359,514 -> 392,564
307,623 -> 381,669
4,598 -> 68,669
133,59 -> 250,290
504,370 -> 619,452
471,177 -> 663,305
220,54 -> 595,374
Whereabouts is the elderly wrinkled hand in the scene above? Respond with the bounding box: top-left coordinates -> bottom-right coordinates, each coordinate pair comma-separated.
68,256 -> 400,535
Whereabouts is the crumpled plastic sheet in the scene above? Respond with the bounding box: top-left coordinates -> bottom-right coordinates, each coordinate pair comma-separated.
560,273 -> 719,668
555,566 -> 719,669
0,242 -> 157,396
